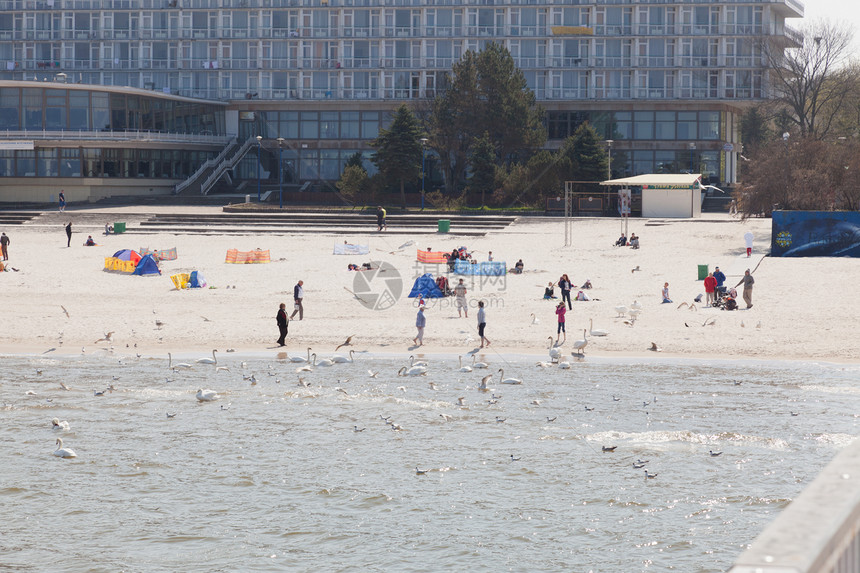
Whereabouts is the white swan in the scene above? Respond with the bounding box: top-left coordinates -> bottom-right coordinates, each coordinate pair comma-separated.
316,355 -> 335,367
530,313 -> 540,325
196,388 -> 220,401
472,355 -> 489,369
498,368 -> 522,385
458,355 -> 472,372
51,418 -> 70,431
628,308 -> 642,320
196,349 -> 218,365
168,352 -> 192,369
589,318 -> 609,337
558,359 -> 571,369
614,305 -> 629,318
631,300 -> 643,311
53,438 -> 76,458
573,329 -> 588,355
296,354 -> 316,372
290,347 -> 313,363
547,336 -> 561,362
409,355 -> 428,368
332,350 -> 355,364
398,365 -> 426,376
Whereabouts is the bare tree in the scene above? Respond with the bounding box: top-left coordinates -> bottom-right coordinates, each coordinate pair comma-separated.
764,21 -> 854,139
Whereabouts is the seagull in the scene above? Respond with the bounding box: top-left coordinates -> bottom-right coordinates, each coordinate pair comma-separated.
216,366 -> 230,372
60,305 -> 70,318
391,424 -> 403,431
415,466 -> 427,475
791,412 -> 799,416
709,450 -> 722,457
649,342 -> 662,352
457,397 -> 466,406
440,413 -> 453,422
546,416 -> 557,423
166,412 -> 177,418
614,305 -> 629,318
637,459 -> 650,464
644,470 -> 658,478
531,400 -> 541,406
756,321 -> 762,329
42,348 -> 56,355
631,266 -> 641,273
353,425 -> 365,432
155,319 -> 165,329
59,382 -> 70,391
510,455 -> 521,462
297,377 -> 310,387
495,417 -> 506,423
220,404 -> 230,411
702,317 -> 717,327
94,331 -> 115,344
612,395 -> 621,401
633,461 -> 646,469
584,406 -> 594,411
335,336 -> 354,351
602,446 -> 617,452
367,370 -> 379,378
200,316 -> 212,322
94,389 -> 106,396
677,302 -> 689,309
478,374 -> 492,391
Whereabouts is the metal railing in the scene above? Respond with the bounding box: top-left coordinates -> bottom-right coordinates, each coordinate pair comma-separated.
174,136 -> 236,195
0,130 -> 230,145
729,438 -> 860,573
200,135 -> 255,195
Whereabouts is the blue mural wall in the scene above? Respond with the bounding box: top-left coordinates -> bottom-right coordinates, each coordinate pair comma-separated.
772,211 -> 860,257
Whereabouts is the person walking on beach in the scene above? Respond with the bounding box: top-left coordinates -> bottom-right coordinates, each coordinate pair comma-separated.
376,206 -> 387,231
744,230 -> 754,257
454,278 -> 468,318
276,302 -> 289,346
413,305 -> 426,346
704,272 -> 717,306
735,269 -> 755,309
555,301 -> 566,344
290,280 -> 304,320
661,282 -> 672,304
0,232 -> 9,261
65,222 -> 72,247
559,274 -> 573,310
58,190 -> 66,212
477,300 -> 490,347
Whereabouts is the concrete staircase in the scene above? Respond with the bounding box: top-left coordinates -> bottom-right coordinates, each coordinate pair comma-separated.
125,212 -> 517,236
0,212 -> 41,225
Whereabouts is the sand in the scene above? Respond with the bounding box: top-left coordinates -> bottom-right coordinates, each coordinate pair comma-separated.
0,207 -> 852,362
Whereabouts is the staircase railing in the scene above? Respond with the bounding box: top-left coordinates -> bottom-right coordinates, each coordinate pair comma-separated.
201,136 -> 258,195
174,136 -> 237,195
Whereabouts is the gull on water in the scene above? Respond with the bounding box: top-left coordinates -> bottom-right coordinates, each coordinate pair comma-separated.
709,450 -> 723,457
440,413 -> 453,422
633,462 -> 646,469
644,470 -> 658,479
457,397 -> 466,406
510,455 -> 521,462
415,466 -> 427,475
546,416 -> 557,423
602,446 -> 617,452
353,425 -> 365,432
166,412 -> 177,418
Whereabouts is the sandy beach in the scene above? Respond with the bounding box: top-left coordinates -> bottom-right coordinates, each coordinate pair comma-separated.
0,207 -> 852,362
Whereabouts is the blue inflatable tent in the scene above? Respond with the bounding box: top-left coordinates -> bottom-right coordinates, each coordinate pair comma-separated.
132,254 -> 161,276
188,270 -> 207,288
408,273 -> 444,298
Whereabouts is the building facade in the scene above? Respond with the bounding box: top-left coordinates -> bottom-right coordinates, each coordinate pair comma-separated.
0,0 -> 803,201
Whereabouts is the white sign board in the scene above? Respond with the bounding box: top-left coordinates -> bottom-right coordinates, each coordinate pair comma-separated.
0,141 -> 34,150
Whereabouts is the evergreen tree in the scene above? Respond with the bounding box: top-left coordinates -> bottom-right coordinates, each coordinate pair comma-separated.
739,106 -> 771,154
371,104 -> 424,207
345,151 -> 365,170
559,122 -> 608,192
468,132 -> 497,206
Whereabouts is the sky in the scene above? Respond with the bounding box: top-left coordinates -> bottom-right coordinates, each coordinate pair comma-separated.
800,0 -> 860,51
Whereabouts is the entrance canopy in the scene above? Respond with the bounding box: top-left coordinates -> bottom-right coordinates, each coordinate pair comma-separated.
600,173 -> 703,218
599,173 -> 702,189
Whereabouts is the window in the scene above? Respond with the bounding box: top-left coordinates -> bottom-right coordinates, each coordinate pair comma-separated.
699,111 -> 720,140
654,111 -> 674,140
300,111 -> 318,139
633,111 -> 653,140
341,111 -> 359,139
677,111 -> 696,140
320,112 -> 338,138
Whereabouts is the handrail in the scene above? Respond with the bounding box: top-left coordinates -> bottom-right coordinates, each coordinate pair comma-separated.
0,129 -> 230,145
174,136 -> 236,195
201,135 -> 257,195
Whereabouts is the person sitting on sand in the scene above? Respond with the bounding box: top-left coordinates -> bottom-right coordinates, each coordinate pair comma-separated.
104,223 -> 113,235
661,282 -> 672,304
581,279 -> 592,289
615,233 -> 627,247
85,235 -> 95,246
544,282 -> 557,299
576,290 -> 590,301
512,259 -> 524,274
629,233 -> 640,249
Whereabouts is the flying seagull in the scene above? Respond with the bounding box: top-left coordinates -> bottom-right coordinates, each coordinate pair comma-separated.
335,336 -> 355,351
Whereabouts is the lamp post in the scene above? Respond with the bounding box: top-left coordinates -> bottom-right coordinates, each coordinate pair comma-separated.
419,137 -> 428,211
255,135 -> 262,202
277,137 -> 285,209
605,139 -> 613,180
688,142 -> 696,174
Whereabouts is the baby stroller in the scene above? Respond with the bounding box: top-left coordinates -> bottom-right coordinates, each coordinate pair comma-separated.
714,287 -> 738,310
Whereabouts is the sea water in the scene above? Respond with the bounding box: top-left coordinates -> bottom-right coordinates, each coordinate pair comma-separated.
1,352 -> 858,572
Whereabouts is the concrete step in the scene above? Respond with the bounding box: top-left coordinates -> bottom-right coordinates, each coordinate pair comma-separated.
121,226 -> 489,236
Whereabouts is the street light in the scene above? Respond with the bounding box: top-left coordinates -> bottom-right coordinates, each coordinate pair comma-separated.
277,137 -> 285,209
605,139 -> 613,180
255,135 -> 263,202
419,137 -> 428,211
688,142 -> 696,174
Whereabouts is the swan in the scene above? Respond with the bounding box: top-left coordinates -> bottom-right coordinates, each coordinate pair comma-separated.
547,336 -> 561,362
628,308 -> 642,320
332,350 -> 355,364
398,365 -> 426,376
196,349 -> 218,365
498,368 -> 522,385
630,300 -> 643,311
558,360 -> 571,369
614,305 -> 629,318
316,355 -> 335,367
472,355 -> 489,369
290,347 -> 312,363
458,355 -> 472,372
53,438 -> 76,458
409,355 -> 428,368
573,329 -> 588,355
196,388 -> 220,401
51,418 -> 70,431
589,318 -> 609,337
529,313 -> 540,325
167,352 -> 192,369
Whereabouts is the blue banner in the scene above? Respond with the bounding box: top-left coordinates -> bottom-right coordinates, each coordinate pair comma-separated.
772,211 -> 860,257
453,259 -> 507,276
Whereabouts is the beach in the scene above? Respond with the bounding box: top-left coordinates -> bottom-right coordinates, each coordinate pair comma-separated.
0,207 -> 852,362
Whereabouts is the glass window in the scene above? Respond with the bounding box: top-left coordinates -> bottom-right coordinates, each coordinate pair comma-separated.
341,111 -> 359,139
22,88 -> 42,130
0,88 -> 19,130
299,149 -> 319,180
654,150 -> 676,173
633,111 -> 653,140
614,111 -> 631,140
69,92 -> 89,130
699,111 -> 720,140
0,150 -> 12,176
60,148 -> 80,177
677,111 -> 696,140
17,149 -> 36,176
361,111 -> 379,139
300,111 -> 318,139
654,111 -> 674,140
632,150 -> 653,175
320,112 -> 338,139
279,111 -> 298,139
320,149 -> 341,179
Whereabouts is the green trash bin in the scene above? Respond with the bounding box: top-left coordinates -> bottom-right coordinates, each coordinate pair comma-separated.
697,264 -> 708,280
114,222 -> 126,234
437,219 -> 450,233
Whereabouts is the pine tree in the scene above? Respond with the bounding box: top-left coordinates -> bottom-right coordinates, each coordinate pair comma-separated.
371,104 -> 423,207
